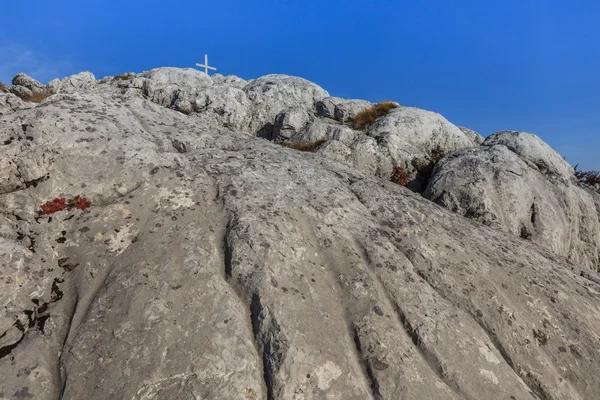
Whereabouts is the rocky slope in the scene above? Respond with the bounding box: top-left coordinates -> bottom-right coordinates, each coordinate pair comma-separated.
1,68 -> 600,400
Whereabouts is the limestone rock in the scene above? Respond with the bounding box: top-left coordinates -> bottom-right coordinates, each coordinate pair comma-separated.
458,126 -> 485,145
243,74 -> 328,135
190,85 -> 253,131
316,96 -> 372,122
1,68 -> 600,400
0,93 -> 34,114
366,106 -> 476,171
272,107 -> 313,142
47,71 -> 97,94
291,118 -> 359,146
127,67 -> 214,109
211,73 -> 248,89
425,144 -> 600,270
483,131 -> 574,181
11,73 -> 46,92
334,98 -> 373,122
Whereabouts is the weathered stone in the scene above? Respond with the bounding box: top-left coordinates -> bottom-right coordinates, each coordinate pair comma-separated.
458,126 -> 485,145
366,106 -> 476,172
483,131 -> 574,181
315,96 -> 372,122
425,144 -> 600,270
47,71 -> 97,94
243,74 -> 328,135
272,107 -> 312,142
11,73 -> 46,91
1,68 -> 599,400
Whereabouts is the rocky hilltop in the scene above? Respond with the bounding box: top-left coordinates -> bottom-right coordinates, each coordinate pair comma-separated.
1,68 -> 599,400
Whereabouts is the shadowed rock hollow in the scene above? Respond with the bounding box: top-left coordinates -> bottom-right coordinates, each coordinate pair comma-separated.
1,68 -> 600,400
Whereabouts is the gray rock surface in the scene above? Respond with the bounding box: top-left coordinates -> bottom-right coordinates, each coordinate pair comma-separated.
366,107 -> 475,170
243,74 -> 329,135
47,71 -> 97,94
315,96 -> 372,123
425,144 -> 600,270
458,126 -> 485,145
1,68 -> 600,400
272,107 -> 312,142
483,131 -> 574,181
0,93 -> 34,115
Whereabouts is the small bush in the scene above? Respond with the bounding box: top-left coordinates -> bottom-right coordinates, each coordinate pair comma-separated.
391,166 -> 409,186
353,101 -> 399,130
113,74 -> 132,81
574,165 -> 600,187
283,138 -> 327,152
19,91 -> 51,103
0,81 -> 7,92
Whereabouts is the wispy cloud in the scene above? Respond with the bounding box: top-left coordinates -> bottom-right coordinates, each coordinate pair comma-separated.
0,39 -> 73,84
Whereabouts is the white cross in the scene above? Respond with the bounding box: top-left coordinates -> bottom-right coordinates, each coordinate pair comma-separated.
196,54 -> 216,75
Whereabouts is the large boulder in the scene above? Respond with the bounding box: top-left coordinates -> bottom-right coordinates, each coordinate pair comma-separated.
271,107 -> 312,142
425,144 -> 600,270
243,74 -> 328,135
483,131 -> 574,181
366,107 -> 476,171
458,126 -> 485,145
189,85 -> 253,131
9,73 -> 49,99
315,96 -> 372,123
126,67 -> 214,109
47,71 -> 97,94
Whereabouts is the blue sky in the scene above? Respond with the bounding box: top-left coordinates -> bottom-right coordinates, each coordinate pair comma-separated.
1,0 -> 598,170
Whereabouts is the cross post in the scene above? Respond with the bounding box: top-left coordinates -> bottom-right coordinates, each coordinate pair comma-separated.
196,54 -> 217,75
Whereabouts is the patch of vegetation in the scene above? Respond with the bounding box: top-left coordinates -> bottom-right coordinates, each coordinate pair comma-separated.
113,74 -> 133,81
0,81 -> 7,92
39,195 -> 91,215
390,166 -> 409,186
353,101 -> 399,130
283,138 -> 327,152
413,144 -> 446,190
19,92 -> 52,103
574,164 -> 600,187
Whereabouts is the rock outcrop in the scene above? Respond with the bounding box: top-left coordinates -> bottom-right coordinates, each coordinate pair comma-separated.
1,69 -> 600,400
425,132 -> 600,270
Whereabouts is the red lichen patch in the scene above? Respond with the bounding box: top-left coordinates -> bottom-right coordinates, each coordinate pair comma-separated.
39,195 -> 91,215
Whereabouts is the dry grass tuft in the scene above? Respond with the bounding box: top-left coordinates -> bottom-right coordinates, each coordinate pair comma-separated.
113,74 -> 133,81
19,91 -> 52,103
0,81 -> 7,93
353,101 -> 399,130
391,166 -> 409,186
283,138 -> 327,152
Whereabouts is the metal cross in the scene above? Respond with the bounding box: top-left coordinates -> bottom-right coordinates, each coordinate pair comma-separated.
196,54 -> 217,75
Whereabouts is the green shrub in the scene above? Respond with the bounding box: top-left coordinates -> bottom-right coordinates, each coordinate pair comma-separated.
353,101 -> 399,130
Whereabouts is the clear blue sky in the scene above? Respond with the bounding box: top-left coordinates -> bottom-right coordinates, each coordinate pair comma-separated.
1,0 -> 598,170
